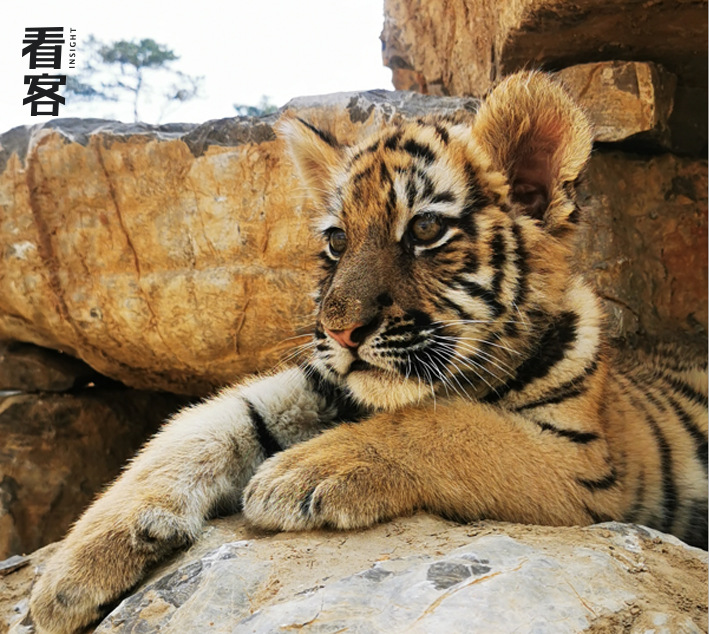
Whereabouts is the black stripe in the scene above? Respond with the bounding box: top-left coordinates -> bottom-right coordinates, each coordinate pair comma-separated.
246,401 -> 282,458
436,294 -> 474,321
460,249 -> 479,275
684,499 -> 708,550
463,162 -> 490,208
296,118 -> 339,148
664,393 -> 708,468
353,164 -> 374,183
627,389 -> 678,533
515,356 -> 599,411
304,364 -> 364,422
384,131 -> 402,150
402,139 -> 436,164
623,469 -> 645,523
406,176 -> 417,209
658,372 -> 709,409
518,384 -> 588,410
510,222 -> 530,309
536,420 -> 600,444
585,505 -> 614,524
453,277 -> 504,318
489,229 -> 506,270
380,161 -> 392,185
484,311 -> 578,404
431,191 -> 455,204
577,466 -> 618,491
433,124 -> 450,144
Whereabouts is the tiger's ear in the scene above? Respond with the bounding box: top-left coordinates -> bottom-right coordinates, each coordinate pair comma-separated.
277,116 -> 345,207
471,72 -> 593,231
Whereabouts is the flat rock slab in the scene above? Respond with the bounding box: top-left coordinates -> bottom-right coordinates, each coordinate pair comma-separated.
3,515 -> 706,634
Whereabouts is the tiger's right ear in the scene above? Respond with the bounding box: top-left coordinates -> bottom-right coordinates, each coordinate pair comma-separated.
276,116 -> 344,207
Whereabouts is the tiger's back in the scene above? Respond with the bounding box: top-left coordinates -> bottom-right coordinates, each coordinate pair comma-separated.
609,342 -> 708,547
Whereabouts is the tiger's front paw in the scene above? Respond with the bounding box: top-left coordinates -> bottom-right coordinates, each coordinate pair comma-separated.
29,506 -> 194,634
242,431 -> 417,532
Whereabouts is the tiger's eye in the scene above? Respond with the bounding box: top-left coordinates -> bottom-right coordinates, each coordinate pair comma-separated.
410,213 -> 444,244
328,229 -> 347,256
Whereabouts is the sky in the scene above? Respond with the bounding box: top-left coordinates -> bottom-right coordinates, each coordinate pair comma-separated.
0,0 -> 393,131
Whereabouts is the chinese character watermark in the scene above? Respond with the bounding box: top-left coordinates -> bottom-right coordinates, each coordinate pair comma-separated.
22,27 -> 75,116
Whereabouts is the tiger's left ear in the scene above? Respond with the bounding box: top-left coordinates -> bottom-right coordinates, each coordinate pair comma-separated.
472,72 -> 593,232
276,116 -> 345,208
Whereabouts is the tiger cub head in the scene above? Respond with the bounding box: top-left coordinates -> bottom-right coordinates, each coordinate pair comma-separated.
279,72 -> 594,410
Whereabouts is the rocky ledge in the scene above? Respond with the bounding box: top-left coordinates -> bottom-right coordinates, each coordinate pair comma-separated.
2,515 -> 706,634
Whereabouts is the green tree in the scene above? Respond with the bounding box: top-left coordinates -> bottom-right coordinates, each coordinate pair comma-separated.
233,95 -> 279,117
66,36 -> 202,122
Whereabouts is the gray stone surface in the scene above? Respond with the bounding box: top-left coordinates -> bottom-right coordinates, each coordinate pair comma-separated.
5,516 -> 700,634
94,521 -> 706,634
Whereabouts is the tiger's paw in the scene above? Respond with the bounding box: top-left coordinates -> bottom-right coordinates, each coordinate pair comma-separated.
29,507 -> 194,634
243,432 -> 416,532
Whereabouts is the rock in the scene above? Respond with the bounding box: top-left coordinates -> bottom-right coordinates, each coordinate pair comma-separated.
0,93 -> 479,395
382,0 -> 708,98
557,61 -> 676,147
576,152 -> 707,339
668,85 -> 709,156
2,515 -> 706,633
0,341 -> 98,392
0,92 -> 705,395
0,389 -> 189,559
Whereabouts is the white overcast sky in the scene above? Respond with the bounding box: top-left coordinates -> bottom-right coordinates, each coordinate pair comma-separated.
0,0 -> 393,131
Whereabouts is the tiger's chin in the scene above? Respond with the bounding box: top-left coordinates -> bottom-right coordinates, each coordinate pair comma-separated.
345,365 -> 429,411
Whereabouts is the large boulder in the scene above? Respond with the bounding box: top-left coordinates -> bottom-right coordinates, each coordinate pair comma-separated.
2,515 -> 706,633
0,92 -> 477,395
1,89 -> 705,394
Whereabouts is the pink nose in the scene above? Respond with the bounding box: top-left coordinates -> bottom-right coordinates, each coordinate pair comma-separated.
324,324 -> 364,349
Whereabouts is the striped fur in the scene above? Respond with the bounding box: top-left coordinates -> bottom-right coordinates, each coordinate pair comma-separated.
29,72 -> 708,634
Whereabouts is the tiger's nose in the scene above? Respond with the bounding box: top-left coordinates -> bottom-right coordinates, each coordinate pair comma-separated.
324,315 -> 384,349
324,324 -> 364,349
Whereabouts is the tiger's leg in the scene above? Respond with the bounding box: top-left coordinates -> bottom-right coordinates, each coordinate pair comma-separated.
244,399 -> 624,531
29,367 -> 350,634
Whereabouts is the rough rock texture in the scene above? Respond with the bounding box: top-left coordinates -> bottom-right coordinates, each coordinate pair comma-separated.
0,342 -> 98,392
2,515 -> 706,633
0,92 -> 478,394
382,0 -> 708,98
557,61 -> 676,146
1,93 -> 705,394
576,152 -> 707,338
0,389 -> 189,559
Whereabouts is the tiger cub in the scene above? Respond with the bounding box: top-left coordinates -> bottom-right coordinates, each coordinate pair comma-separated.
29,72 -> 708,634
